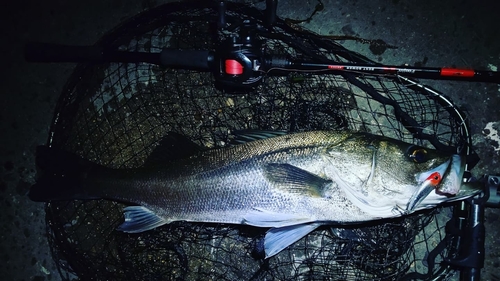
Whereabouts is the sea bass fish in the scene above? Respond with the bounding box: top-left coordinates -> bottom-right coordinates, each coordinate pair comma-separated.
29,131 -> 480,258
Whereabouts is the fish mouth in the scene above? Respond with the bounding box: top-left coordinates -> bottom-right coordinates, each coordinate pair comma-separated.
406,156 -> 457,211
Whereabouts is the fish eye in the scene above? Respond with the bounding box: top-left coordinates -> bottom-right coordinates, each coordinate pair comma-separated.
407,145 -> 428,163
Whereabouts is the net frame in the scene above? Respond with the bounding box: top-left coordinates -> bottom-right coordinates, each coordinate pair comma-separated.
42,2 -> 473,280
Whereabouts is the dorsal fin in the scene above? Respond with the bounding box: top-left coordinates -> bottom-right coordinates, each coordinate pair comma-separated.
143,132 -> 203,167
230,130 -> 287,145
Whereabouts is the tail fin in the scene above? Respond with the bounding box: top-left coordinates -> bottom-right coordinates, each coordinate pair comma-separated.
28,146 -> 101,202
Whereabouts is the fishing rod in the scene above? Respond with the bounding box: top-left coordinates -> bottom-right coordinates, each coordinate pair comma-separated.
24,1 -> 500,89
24,42 -> 500,88
282,62 -> 500,83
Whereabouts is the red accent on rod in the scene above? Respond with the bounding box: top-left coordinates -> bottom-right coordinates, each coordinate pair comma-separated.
441,68 -> 475,77
225,59 -> 243,75
328,65 -> 344,70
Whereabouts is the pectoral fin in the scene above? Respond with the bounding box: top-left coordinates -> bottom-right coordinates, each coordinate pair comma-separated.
264,223 -> 323,258
263,163 -> 332,197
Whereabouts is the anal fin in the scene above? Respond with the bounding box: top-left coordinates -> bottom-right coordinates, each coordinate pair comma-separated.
117,206 -> 168,233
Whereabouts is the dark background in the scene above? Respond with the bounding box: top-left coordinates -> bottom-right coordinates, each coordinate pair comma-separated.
1,0 -> 499,280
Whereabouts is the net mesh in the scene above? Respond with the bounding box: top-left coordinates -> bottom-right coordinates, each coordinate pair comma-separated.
43,2 -> 471,280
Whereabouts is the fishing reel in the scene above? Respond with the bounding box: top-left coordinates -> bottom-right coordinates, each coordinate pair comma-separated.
213,20 -> 266,91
